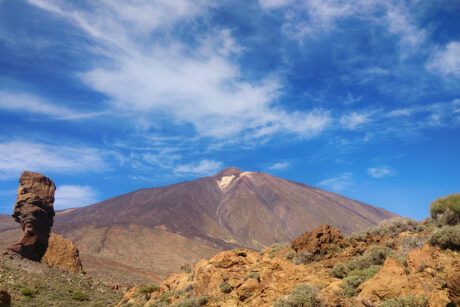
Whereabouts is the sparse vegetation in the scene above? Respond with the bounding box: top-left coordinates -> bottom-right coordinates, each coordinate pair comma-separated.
429,224 -> 460,250
138,284 -> 161,294
430,193 -> 460,225
332,245 -> 391,278
175,295 -> 209,307
293,251 -> 314,265
269,243 -> 289,259
220,281 -> 232,293
342,265 -> 381,297
285,250 -> 296,260
380,294 -> 428,307
398,234 -> 427,256
273,283 -> 321,307
71,291 -> 89,301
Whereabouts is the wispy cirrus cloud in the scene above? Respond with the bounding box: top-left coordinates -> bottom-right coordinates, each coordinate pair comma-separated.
268,161 -> 290,171
367,166 -> 397,178
27,0 -> 332,142
317,172 -> 353,192
0,91 -> 107,120
0,141 -> 109,180
54,185 -> 98,210
174,159 -> 223,177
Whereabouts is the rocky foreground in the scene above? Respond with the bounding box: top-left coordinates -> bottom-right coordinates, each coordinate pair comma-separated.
0,251 -> 121,307
117,219 -> 460,307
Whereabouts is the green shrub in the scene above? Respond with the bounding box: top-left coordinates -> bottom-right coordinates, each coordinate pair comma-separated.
430,193 -> 460,225
285,250 -> 296,260
72,292 -> 89,301
326,243 -> 342,254
138,284 -> 161,294
332,245 -> 391,278
398,234 -> 427,256
273,283 -> 321,307
380,294 -> 428,307
20,287 -> 34,297
293,251 -> 314,265
342,265 -> 381,297
429,225 -> 460,250
245,272 -> 260,281
220,281 -> 232,293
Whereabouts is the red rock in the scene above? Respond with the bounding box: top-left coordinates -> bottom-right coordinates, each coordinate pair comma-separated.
8,171 -> 55,261
291,224 -> 346,254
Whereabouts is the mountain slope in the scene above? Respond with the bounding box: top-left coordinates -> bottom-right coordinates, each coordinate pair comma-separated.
2,167 -> 396,285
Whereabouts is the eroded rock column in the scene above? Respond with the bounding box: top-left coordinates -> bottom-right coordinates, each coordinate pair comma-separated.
7,171 -> 56,261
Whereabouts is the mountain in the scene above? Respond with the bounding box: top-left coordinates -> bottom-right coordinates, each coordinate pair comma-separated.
0,167 -> 396,285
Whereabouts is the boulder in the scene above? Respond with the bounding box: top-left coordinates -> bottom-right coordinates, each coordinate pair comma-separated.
7,171 -> 55,261
42,233 -> 83,273
0,288 -> 11,307
291,224 -> 346,254
447,260 -> 460,306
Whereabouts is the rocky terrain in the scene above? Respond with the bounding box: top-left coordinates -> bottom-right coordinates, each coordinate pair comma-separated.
0,251 -> 121,307
0,167 -> 396,285
117,214 -> 460,307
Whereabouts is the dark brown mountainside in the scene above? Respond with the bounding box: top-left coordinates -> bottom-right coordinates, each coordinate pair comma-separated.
1,167 -> 396,285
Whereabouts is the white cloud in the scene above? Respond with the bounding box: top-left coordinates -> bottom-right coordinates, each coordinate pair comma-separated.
0,91 -> 106,119
28,0 -> 332,142
174,159 -> 223,176
0,141 -> 108,180
259,0 -> 292,10
426,41 -> 460,78
54,185 -> 98,209
367,165 -> 397,178
383,4 -> 426,51
339,112 -> 371,130
268,161 -> 290,171
317,172 -> 353,192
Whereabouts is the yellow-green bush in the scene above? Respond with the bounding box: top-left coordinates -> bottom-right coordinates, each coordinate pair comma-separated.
430,193 -> 460,225
273,283 -> 321,307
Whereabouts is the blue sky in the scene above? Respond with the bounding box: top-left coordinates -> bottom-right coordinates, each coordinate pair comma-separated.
0,0 -> 459,220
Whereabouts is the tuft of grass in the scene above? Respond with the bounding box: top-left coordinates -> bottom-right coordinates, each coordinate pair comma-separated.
380,294 -> 428,307
72,291 -> 89,301
20,287 -> 34,297
273,283 -> 321,307
220,281 -> 232,294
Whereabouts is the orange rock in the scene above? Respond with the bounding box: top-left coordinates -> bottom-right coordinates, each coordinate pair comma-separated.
41,233 -> 82,273
406,243 -> 436,273
447,260 -> 460,305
